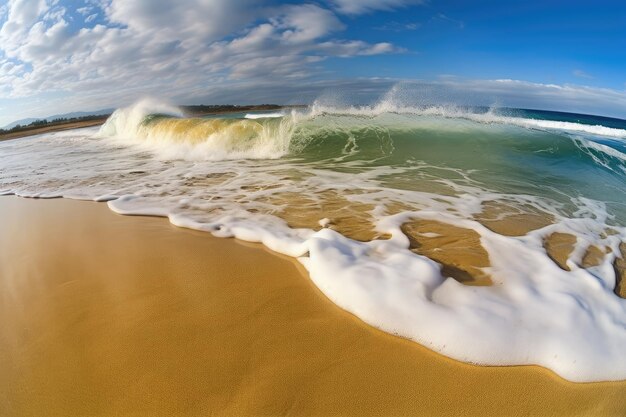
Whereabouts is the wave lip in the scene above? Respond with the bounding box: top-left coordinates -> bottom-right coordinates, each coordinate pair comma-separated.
98,98 -> 183,138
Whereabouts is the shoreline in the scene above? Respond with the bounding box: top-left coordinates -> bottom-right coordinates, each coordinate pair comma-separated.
0,118 -> 108,141
1,195 -> 625,416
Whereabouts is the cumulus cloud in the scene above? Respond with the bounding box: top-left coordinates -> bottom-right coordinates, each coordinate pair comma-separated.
274,4 -> 344,43
1,0 -> 623,126
0,0 -> 403,108
104,0 -> 259,44
0,0 -> 50,56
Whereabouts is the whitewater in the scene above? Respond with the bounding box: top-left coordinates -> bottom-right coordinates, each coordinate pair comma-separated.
1,97 -> 626,383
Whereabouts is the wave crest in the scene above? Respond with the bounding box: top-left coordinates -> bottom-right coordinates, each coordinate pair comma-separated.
308,101 -> 626,139
99,98 -> 626,165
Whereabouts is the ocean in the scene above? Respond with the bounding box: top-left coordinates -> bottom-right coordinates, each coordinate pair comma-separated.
1,97 -> 625,383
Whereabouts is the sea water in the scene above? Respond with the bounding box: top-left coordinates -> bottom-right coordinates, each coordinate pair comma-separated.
1,96 -> 625,382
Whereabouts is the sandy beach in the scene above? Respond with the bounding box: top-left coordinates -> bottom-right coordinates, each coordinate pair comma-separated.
0,196 -> 624,416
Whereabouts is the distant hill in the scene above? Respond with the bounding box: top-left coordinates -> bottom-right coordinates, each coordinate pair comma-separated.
4,117 -> 40,129
4,108 -> 114,129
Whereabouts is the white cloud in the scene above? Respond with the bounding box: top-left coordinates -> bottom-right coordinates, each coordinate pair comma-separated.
76,6 -> 92,15
0,0 -> 402,106
330,0 -> 424,15
174,78 -> 626,120
3,76 -> 626,127
3,0 -> 622,125
274,4 -> 344,43
317,40 -> 402,56
421,78 -> 626,117
0,0 -> 49,56
104,0 -> 260,44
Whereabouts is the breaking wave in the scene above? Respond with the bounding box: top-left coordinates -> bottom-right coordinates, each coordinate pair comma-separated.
98,99 -> 626,170
99,100 -> 295,160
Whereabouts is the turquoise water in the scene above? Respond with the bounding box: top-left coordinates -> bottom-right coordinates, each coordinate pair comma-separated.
285,110 -> 626,223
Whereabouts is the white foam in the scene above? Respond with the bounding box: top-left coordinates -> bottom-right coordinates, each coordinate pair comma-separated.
98,98 -> 183,138
304,210 -> 626,382
307,97 -> 626,139
104,188 -> 626,383
570,135 -> 626,173
510,118 -> 626,138
1,102 -> 626,382
244,112 -> 284,119
97,98 -> 626,166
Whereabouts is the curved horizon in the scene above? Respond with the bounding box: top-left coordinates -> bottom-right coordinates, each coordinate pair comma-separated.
0,0 -> 625,125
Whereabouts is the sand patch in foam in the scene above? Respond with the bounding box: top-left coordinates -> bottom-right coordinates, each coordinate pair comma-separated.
401,220 -> 492,286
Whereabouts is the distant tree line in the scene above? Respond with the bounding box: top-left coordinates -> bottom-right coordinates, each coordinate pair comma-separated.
0,114 -> 110,135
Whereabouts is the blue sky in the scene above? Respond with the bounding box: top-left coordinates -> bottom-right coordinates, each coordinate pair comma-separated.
337,1 -> 626,86
1,0 -> 625,126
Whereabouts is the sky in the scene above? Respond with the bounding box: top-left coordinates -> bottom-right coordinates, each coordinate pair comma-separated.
0,0 -> 625,126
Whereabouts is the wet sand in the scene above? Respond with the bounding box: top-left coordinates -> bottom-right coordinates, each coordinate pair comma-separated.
0,196 -> 625,416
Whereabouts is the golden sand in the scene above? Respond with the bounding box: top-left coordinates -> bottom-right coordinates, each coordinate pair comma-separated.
477,200 -> 555,237
543,232 -> 579,271
272,191 -> 380,242
1,196 -> 625,416
401,220 -> 492,286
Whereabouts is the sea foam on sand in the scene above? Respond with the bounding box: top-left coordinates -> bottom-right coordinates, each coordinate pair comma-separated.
1,99 -> 626,382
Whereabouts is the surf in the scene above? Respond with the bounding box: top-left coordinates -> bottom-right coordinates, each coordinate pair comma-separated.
98,99 -> 626,168
5,96 -> 625,382
98,100 -> 296,160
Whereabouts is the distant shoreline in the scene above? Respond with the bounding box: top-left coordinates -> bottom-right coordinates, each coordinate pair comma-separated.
0,104 -> 305,141
0,117 -> 110,141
